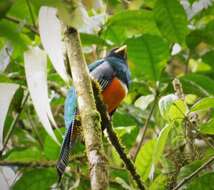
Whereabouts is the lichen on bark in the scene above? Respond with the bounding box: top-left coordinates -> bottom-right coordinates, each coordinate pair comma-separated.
63,26 -> 108,190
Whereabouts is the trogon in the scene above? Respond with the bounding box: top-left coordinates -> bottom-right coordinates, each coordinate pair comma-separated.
57,46 -> 131,179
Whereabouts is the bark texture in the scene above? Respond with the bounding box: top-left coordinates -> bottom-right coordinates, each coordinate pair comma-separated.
63,27 -> 108,190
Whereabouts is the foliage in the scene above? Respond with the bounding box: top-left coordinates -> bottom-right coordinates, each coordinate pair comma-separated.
0,0 -> 214,189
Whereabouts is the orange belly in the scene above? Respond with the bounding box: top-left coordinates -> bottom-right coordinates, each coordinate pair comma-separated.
102,77 -> 127,113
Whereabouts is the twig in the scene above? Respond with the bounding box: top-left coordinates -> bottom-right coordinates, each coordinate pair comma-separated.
129,95 -> 157,161
63,26 -> 108,190
0,160 -> 56,167
92,80 -> 145,190
0,159 -> 127,189
3,15 -> 38,34
0,92 -> 29,156
0,154 -> 86,168
173,156 -> 214,190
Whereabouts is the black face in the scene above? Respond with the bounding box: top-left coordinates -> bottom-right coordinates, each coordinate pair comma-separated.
107,46 -> 127,61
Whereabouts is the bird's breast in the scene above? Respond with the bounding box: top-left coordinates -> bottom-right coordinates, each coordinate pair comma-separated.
102,77 -> 127,113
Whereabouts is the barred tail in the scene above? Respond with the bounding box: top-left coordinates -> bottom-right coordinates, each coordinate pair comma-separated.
56,119 -> 76,182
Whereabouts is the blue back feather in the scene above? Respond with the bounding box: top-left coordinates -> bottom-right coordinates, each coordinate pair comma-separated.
64,87 -> 77,129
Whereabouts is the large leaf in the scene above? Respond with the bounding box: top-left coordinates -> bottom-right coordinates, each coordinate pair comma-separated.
24,47 -> 58,143
186,172 -> 214,190
154,0 -> 188,45
7,0 -> 33,23
5,147 -> 42,162
38,6 -> 69,82
101,10 -> 160,44
180,74 -> 214,96
112,112 -> 137,127
159,94 -> 188,122
159,94 -> 178,118
0,83 -> 19,149
135,139 -> 157,181
127,34 -> 169,80
13,168 -> 57,190
43,129 -> 62,160
153,125 -> 171,164
0,21 -> 27,49
191,97 -> 214,112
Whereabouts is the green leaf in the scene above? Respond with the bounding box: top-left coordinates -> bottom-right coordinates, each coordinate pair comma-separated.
186,172 -> 214,190
101,10 -> 160,43
153,125 -> 171,164
112,112 -> 137,127
202,51 -> 214,70
191,97 -> 214,112
114,126 -> 139,149
7,0 -> 34,23
135,139 -> 157,180
180,74 -> 214,96
168,99 -> 188,121
154,0 -> 188,45
159,94 -> 188,122
199,119 -> 214,135
5,147 -> 42,161
44,131 -> 61,160
0,21 -> 27,49
159,94 -> 178,118
127,34 -> 169,80
80,33 -> 108,46
149,175 -> 168,190
13,168 -> 57,190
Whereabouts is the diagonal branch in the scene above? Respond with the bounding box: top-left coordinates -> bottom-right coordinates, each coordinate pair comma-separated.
4,15 -> 38,34
92,80 -> 145,190
173,156 -> 214,190
63,26 -> 108,190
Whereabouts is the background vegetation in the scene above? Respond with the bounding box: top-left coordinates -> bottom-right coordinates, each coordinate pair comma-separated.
0,0 -> 214,189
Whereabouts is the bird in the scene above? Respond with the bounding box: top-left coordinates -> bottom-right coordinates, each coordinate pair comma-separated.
56,46 -> 131,180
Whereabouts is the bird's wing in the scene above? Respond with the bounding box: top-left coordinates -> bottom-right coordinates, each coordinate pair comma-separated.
88,59 -> 104,72
57,87 -> 78,180
90,61 -> 115,90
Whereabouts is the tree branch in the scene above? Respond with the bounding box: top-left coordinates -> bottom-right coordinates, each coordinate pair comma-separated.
4,15 -> 38,34
92,80 -> 145,190
63,27 -> 108,190
0,160 -> 56,168
173,156 -> 214,190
